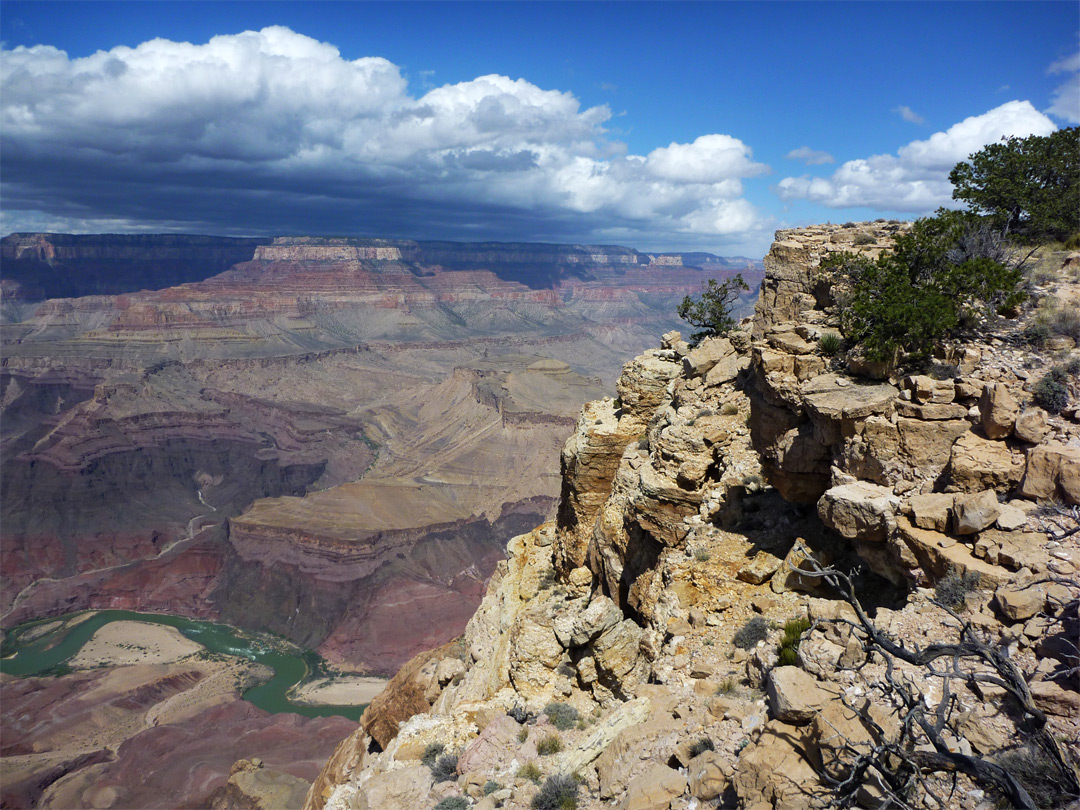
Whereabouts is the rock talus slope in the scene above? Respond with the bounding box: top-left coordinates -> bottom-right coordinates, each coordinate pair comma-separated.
304,223 -> 1079,810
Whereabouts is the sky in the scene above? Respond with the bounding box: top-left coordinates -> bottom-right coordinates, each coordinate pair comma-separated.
1,1 -> 1077,258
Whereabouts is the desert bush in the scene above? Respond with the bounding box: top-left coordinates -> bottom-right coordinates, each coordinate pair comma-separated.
431,754 -> 459,783
433,798 -> 468,810
720,401 -> 739,415
531,773 -> 579,810
537,734 -> 563,756
852,232 -> 876,246
716,676 -> 737,694
518,726 -> 529,743
421,742 -> 445,768
776,617 -> 811,666
1023,321 -> 1052,346
1049,307 -> 1080,341
517,761 -> 542,784
688,737 -> 716,758
697,408 -> 714,418
484,780 -> 504,795
994,742 -> 1076,809
817,332 -> 843,356
733,616 -> 768,650
693,546 -> 712,563
934,568 -> 982,609
1065,232 -> 1080,250
543,702 -> 579,731
1033,372 -> 1069,414
636,437 -> 649,450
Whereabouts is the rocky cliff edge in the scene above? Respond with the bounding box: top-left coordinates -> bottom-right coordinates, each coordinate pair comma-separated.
301,223 -> 1079,810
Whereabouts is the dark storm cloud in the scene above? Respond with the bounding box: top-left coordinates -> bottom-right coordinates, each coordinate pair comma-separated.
1,26 -> 772,250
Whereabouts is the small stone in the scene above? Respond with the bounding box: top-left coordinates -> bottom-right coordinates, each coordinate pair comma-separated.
953,490 -> 1001,535
737,551 -> 783,585
994,586 -> 1045,622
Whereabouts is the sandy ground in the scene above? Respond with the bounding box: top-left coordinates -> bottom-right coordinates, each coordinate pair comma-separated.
69,621 -> 203,668
291,676 -> 386,706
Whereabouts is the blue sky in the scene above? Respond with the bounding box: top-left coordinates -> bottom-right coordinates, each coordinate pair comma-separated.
1,1 -> 1076,257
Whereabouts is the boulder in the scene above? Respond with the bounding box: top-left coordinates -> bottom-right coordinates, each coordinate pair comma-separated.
733,720 -> 822,810
952,490 -> 1001,535
904,374 -> 956,404
353,764 -> 433,810
1030,680 -> 1080,717
767,666 -> 832,724
979,383 -> 1019,439
456,714 -> 523,774
1020,444 -> 1080,504
620,765 -> 687,810
895,516 -> 1011,587
808,699 -> 899,782
948,431 -> 1024,494
771,540 -> 830,594
995,503 -> 1028,531
994,586 -> 1045,622
593,619 -> 644,680
817,482 -> 899,542
688,750 -> 732,801
907,492 -> 955,532
553,595 -> 623,648
737,550 -> 783,585
682,337 -> 734,378
1013,408 -> 1050,444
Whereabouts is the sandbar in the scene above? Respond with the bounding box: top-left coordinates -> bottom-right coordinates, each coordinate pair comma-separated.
69,621 -> 204,668
291,676 -> 386,706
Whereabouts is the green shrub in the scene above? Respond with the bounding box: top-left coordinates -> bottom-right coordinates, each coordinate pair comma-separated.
531,773 -> 579,810
431,754 -> 459,783
484,780 -> 504,795
720,402 -> 739,415
677,274 -> 751,344
636,437 -> 649,450
518,726 -> 529,744
733,616 -> 768,650
693,546 -> 712,562
852,232 -> 876,246
934,568 -> 981,609
817,332 -> 843,356
688,737 -> 716,758
543,702 -> 579,731
776,617 -> 811,666
1023,321 -> 1052,346
697,408 -> 715,418
517,761 -> 543,784
716,676 -> 737,695
826,210 -> 1026,364
537,734 -> 563,756
1033,373 -> 1069,414
421,742 -> 445,768
433,799 -> 468,810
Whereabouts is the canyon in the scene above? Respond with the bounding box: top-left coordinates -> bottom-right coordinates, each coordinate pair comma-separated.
0,232 -> 761,807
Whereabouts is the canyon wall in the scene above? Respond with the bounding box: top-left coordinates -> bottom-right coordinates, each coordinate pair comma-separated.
304,225 -> 1079,810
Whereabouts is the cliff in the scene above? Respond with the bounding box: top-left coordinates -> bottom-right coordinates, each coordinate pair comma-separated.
303,224 -> 1079,810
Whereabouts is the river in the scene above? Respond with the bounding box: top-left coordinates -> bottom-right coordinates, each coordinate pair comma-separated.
0,610 -> 368,721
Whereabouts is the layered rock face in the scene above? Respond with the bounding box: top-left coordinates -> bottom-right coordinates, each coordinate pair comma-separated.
306,226 -> 1078,810
2,235 -> 761,674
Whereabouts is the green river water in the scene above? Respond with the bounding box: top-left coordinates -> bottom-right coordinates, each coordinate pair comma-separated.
0,610 -> 367,721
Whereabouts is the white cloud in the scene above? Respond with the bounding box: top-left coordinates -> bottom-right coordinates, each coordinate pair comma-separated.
1047,46 -> 1080,123
785,146 -> 835,166
893,105 -> 925,125
776,101 -> 1057,211
0,26 -> 771,248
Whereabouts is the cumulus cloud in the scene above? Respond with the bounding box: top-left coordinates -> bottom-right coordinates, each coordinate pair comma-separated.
776,100 -> 1057,211
785,146 -> 835,166
893,105 -> 925,125
0,26 -> 771,250
1047,46 -> 1080,123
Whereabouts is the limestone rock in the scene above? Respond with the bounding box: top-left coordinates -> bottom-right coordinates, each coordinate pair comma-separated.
593,619 -> 644,681
682,337 -> 735,378
737,550 -> 783,585
688,751 -> 732,801
979,383 -> 1019,439
456,714 -> 522,774
210,761 -> 311,810
1030,680 -> 1080,717
952,489 -> 1001,535
553,595 -> 622,649
808,699 -> 899,782
907,492 -> 955,532
896,516 -> 1011,587
771,540 -> 830,594
995,502 -> 1027,531
948,431 -> 1023,494
1020,444 -> 1080,504
767,666 -> 832,724
1014,408 -> 1050,444
994,586 -> 1045,622
817,482 -> 899,542
360,647 -> 444,749
733,720 -> 822,810
353,764 -> 433,810
904,374 -> 956,404
620,764 -> 687,810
